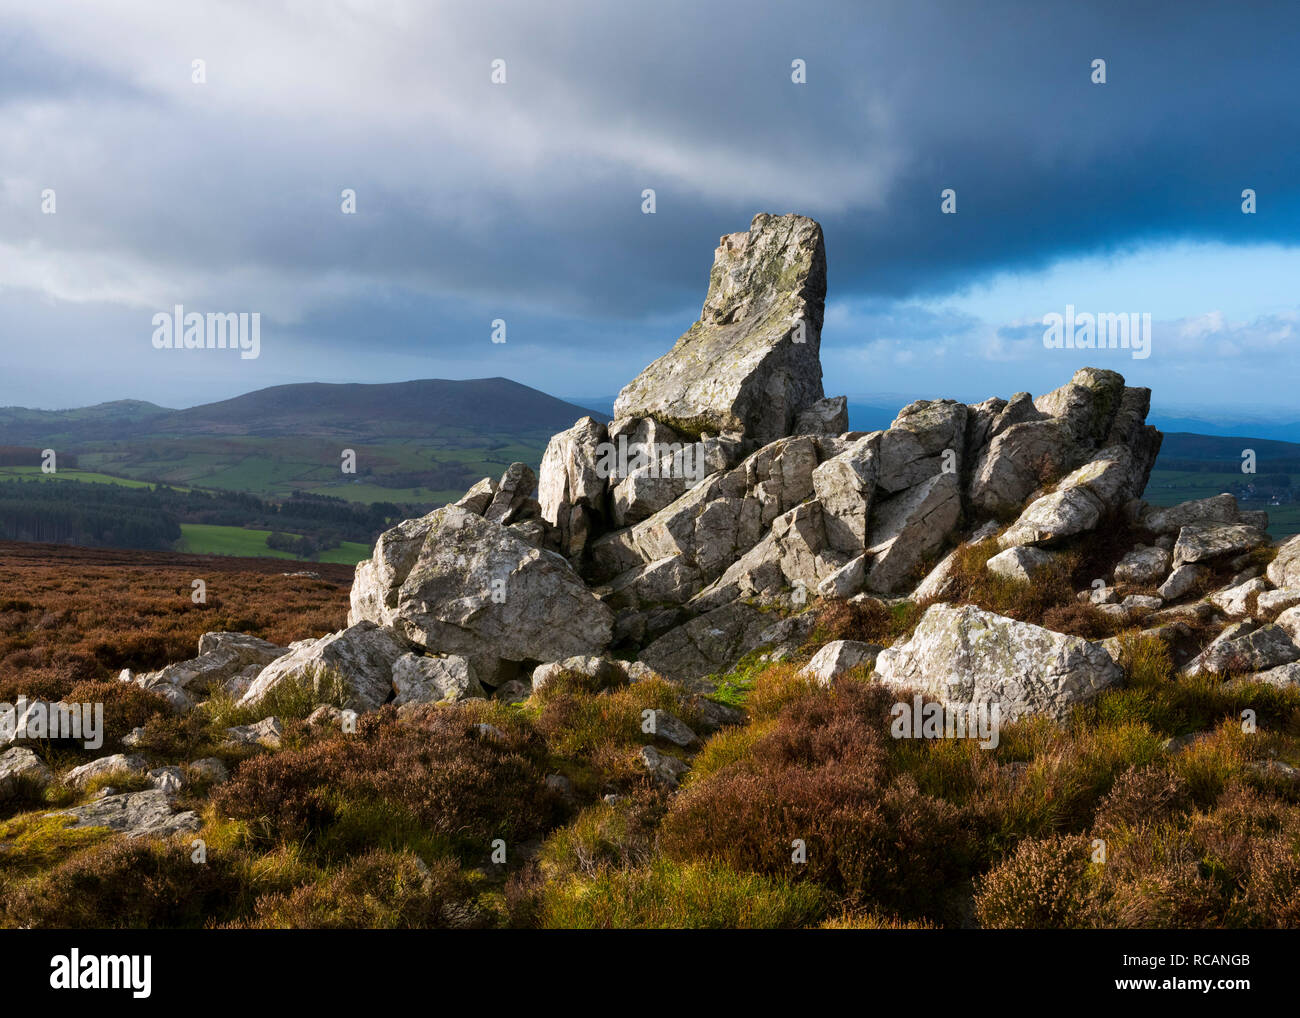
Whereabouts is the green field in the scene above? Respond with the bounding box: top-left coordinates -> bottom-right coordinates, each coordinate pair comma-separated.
1143,469 -> 1300,538
72,434 -> 546,503
0,466 -> 187,491
175,524 -> 371,565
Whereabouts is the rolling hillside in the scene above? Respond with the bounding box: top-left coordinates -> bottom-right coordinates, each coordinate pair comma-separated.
0,379 -> 607,504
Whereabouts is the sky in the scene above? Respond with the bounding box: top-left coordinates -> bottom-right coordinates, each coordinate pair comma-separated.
1,0 -> 1298,414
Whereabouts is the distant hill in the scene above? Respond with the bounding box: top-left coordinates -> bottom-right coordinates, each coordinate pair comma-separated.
0,379 -> 606,444
0,379 -> 608,508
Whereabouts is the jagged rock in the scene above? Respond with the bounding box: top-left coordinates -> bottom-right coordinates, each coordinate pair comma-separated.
1172,524 -> 1269,567
877,400 -> 967,493
813,432 -> 879,552
816,554 -> 867,599
865,473 -> 962,593
603,555 -> 699,609
637,745 -> 690,787
391,652 -> 484,706
605,417 -> 708,529
453,477 -> 496,515
799,640 -> 883,686
1157,563 -> 1209,601
968,372 -> 1159,522
531,656 -> 628,694
351,506 -> 614,675
793,396 -> 848,436
0,747 -> 52,801
66,753 -> 149,789
1267,535 -> 1300,589
694,501 -> 840,609
986,546 -> 1056,583
484,462 -> 538,525
1114,546 -> 1172,586
1183,622 -> 1300,677
134,632 -> 288,698
223,716 -> 284,750
589,434 -> 817,594
1142,494 -> 1240,535
1273,605 -> 1300,643
538,416 -> 609,556
1033,368 -> 1127,446
1208,577 -> 1268,618
999,447 -> 1143,548
968,418 -> 1080,517
612,213 -> 826,450
646,709 -> 699,748
505,519 -> 556,551
1258,589 -> 1300,615
1121,594 -> 1163,611
240,621 -> 409,712
874,603 -> 1122,722
638,600 -> 816,684
1239,510 -> 1270,530
47,789 -> 201,838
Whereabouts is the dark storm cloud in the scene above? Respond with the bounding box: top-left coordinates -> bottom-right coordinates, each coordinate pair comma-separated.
0,0 -> 1298,405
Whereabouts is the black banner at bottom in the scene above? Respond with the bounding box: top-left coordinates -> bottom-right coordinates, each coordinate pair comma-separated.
0,928 -> 1286,1007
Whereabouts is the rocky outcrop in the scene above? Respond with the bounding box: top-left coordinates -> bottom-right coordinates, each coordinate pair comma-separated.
240,621 -> 410,712
538,416 -> 608,557
1267,534 -> 1300,588
391,652 -> 484,705
638,600 -> 816,684
66,753 -> 149,789
799,639 -> 883,686
613,213 -> 827,450
1183,622 -> 1300,677
350,506 -> 614,682
47,789 -> 201,839
1172,524 -> 1269,567
874,603 -> 1122,722
132,632 -> 288,707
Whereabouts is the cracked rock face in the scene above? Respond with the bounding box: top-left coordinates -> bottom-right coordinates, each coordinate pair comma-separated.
874,603 -> 1122,722
613,213 -> 826,450
350,505 -> 614,674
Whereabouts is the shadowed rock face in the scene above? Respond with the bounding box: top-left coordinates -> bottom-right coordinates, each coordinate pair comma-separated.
613,213 -> 827,450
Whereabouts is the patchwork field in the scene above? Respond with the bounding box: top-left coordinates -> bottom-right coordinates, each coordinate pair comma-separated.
176,524 -> 372,565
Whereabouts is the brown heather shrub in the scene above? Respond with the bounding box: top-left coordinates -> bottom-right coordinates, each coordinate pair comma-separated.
974,834 -> 1098,928
661,682 -> 974,921
229,849 -> 477,929
0,835 -> 248,929
942,541 -> 1082,628
1093,764 -> 1192,834
809,597 -> 921,647
0,541 -> 349,710
210,706 -> 562,861
978,781 -> 1300,929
